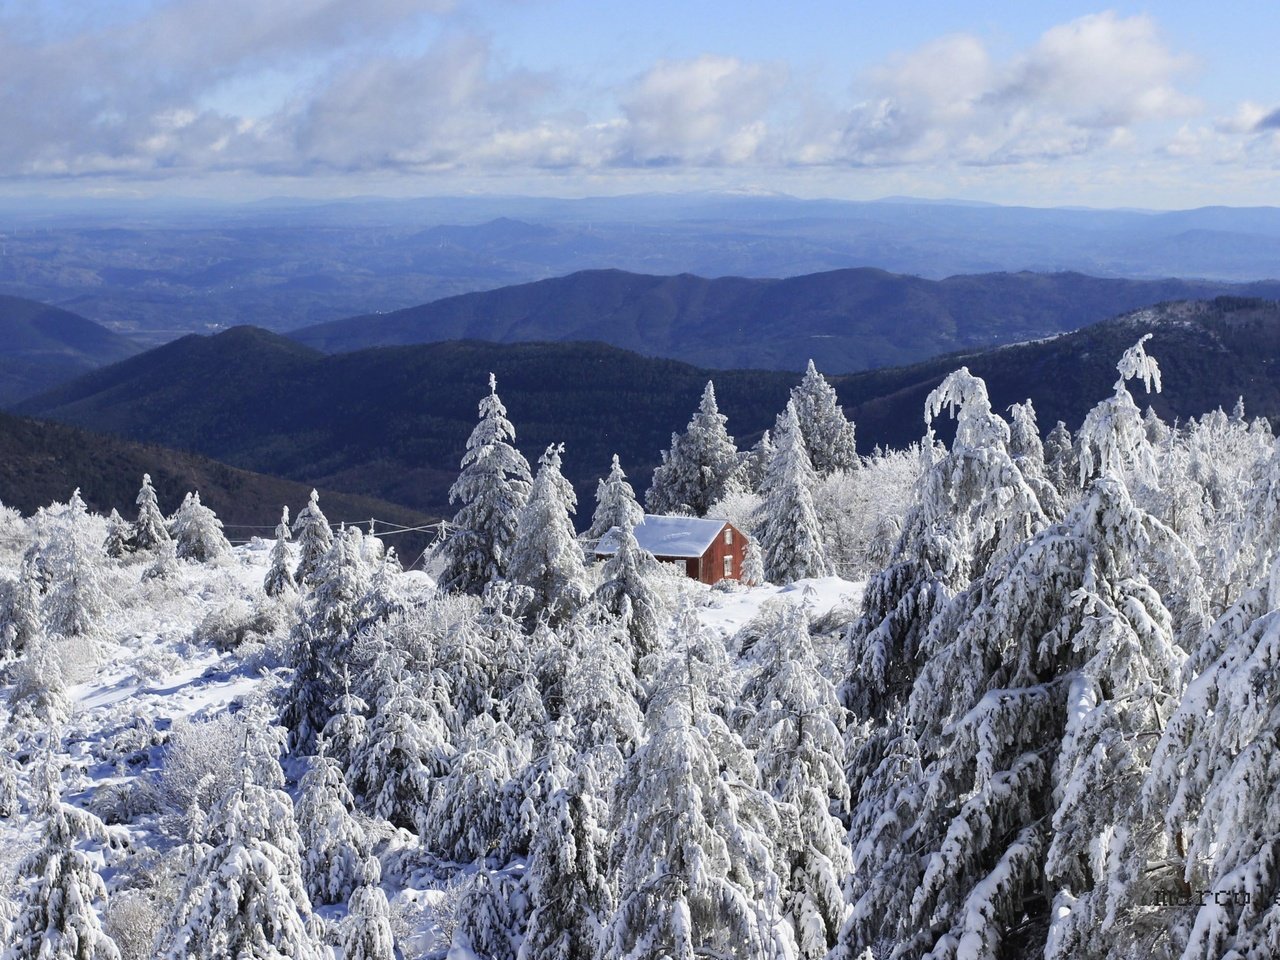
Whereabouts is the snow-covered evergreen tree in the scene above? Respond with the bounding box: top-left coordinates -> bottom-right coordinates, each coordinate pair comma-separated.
1007,399 -> 1044,464
609,641 -> 795,959
318,667 -> 368,773
1,557 -> 44,659
346,668 -> 451,833
7,632 -> 70,729
593,513 -> 666,668
741,533 -> 765,586
132,473 -> 171,552
265,506 -> 297,597
520,764 -> 614,960
1044,420 -> 1079,499
4,800 -> 122,960
646,380 -> 741,517
508,443 -> 587,626
560,615 -> 645,763
742,604 -> 850,960
745,428 -> 776,491
842,368 -> 1046,724
283,527 -> 371,755
454,870 -> 520,960
43,490 -> 113,639
145,541 -> 181,584
103,508 -> 135,559
297,752 -> 369,907
426,712 -> 526,863
169,491 -> 230,562
1098,547 -> 1280,959
840,476 -> 1193,960
587,453 -> 644,541
757,400 -> 828,584
159,731 -> 324,959
292,489 -> 333,587
1078,334 -> 1163,489
791,359 -> 859,476
435,373 -> 533,595
340,858 -> 396,960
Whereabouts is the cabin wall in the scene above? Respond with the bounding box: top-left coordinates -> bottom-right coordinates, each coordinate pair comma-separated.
698,522 -> 747,584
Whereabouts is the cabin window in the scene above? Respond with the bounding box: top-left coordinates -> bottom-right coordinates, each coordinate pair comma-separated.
723,556 -> 733,578
723,528 -> 733,545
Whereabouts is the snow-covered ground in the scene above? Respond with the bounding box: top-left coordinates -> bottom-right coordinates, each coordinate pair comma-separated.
1,529 -> 863,956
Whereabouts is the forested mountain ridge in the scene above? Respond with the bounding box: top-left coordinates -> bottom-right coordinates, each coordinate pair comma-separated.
0,295 -> 141,403
839,295 -> 1280,449
0,408 -> 437,557
18,297 -> 1280,518
290,266 -> 1280,372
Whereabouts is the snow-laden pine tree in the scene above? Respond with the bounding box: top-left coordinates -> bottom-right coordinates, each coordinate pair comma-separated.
609,636 -> 796,960
103,508 -> 135,559
1078,334 -> 1163,490
741,533 -> 765,586
1008,399 -> 1063,520
745,428 -> 776,492
839,475 -> 1193,960
346,667 -> 451,833
1226,436 -> 1280,603
757,400 -> 828,584
1165,406 -> 1276,610
7,632 -> 70,729
43,490 -> 113,640
296,752 -> 370,907
132,473 -> 170,552
593,512 -> 667,669
742,603 -> 851,960
508,443 -> 587,626
292,489 -> 333,587
265,506 -> 297,597
0,739 -> 17,818
454,870 -> 520,960
587,453 -> 644,541
519,762 -> 614,960
791,359 -> 859,476
340,858 -> 396,960
1043,420 -> 1079,501
169,491 -> 231,562
4,800 -> 122,960
842,368 -> 1047,725
560,612 -> 645,763
283,527 -> 371,755
159,727 -> 324,959
426,712 -> 526,863
646,380 -> 741,517
0,557 -> 44,660
318,667 -> 368,773
1097,538 -> 1280,958
435,373 -> 533,595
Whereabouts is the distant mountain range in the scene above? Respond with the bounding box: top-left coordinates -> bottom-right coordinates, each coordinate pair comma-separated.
19,297 -> 1280,519
0,409 -> 437,559
5,194 -> 1280,342
0,295 -> 140,404
290,268 -> 1280,373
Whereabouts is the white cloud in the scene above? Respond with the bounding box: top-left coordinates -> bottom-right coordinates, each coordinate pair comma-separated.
0,3 -> 1249,196
613,55 -> 787,166
835,12 -> 1198,167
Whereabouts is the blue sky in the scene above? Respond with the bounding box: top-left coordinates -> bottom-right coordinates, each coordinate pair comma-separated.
2,1 -> 1277,208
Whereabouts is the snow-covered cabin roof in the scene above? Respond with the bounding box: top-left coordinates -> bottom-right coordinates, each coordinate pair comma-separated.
595,514 -> 731,559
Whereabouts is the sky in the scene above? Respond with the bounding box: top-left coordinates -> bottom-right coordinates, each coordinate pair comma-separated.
1,1 -> 1278,208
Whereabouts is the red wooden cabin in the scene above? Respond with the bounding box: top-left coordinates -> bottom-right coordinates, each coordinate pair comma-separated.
594,514 -> 747,584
